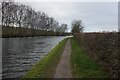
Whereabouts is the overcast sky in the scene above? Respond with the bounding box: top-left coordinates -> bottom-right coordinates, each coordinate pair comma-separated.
14,0 -> 118,32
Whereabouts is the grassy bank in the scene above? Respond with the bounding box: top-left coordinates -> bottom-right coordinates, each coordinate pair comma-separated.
71,37 -> 107,78
22,38 -> 68,78
2,26 -> 70,38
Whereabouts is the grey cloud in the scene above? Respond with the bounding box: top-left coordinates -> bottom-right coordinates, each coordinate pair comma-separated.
20,2 -> 118,32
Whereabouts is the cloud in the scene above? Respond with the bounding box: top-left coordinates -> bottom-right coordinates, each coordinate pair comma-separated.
18,2 -> 118,32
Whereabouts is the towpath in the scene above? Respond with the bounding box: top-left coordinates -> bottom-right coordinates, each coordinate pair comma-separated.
54,39 -> 72,78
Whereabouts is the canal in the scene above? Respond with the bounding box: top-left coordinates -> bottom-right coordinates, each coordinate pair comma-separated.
2,36 -> 67,78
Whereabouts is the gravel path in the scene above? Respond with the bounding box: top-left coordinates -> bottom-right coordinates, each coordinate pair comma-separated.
54,39 -> 72,78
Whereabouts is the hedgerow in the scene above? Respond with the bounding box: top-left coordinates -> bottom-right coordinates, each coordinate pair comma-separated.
73,32 -> 120,78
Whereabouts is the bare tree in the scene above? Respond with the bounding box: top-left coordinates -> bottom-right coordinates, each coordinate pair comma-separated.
60,24 -> 67,32
71,20 -> 84,33
2,1 -> 68,37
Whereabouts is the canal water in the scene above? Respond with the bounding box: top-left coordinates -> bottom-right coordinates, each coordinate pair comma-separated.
2,36 -> 67,78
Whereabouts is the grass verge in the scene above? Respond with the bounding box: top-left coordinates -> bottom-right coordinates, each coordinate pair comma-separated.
22,38 -> 68,78
71,37 -> 107,78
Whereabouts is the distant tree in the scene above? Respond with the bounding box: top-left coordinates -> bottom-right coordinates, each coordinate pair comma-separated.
60,24 -> 67,32
71,20 -> 84,33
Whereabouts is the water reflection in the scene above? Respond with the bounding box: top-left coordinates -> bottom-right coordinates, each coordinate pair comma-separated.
2,36 -> 66,78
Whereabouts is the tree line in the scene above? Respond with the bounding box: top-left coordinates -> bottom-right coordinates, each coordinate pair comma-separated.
1,1 -> 68,37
